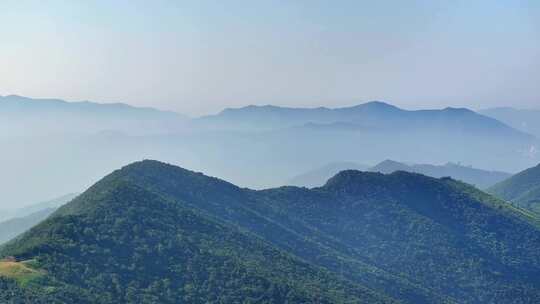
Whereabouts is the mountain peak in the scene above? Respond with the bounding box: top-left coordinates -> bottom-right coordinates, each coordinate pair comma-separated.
441,107 -> 476,115
377,159 -> 407,167
362,100 -> 398,108
347,101 -> 401,112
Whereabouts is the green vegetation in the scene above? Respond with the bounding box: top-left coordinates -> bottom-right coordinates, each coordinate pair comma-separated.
488,163 -> 540,214
0,260 -> 43,286
2,160 -> 540,303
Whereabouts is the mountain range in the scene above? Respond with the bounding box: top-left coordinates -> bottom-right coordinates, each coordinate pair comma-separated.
2,160 -> 540,303
198,102 -> 533,139
1,95 -> 538,210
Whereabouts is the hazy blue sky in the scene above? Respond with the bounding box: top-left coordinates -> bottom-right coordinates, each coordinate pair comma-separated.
1,0 -> 539,115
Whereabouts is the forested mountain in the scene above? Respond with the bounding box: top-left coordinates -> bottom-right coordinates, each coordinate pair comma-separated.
370,160 -> 511,189
0,162 -> 394,304
288,161 -> 369,187
2,160 -> 540,303
488,163 -> 540,214
481,107 -> 540,139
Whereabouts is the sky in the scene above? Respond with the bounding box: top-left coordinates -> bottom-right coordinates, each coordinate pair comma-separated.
1,0 -> 539,115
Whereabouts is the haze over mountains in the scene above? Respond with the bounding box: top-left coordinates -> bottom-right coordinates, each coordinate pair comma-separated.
1,95 -> 538,210
2,160 -> 540,303
198,101 -> 533,138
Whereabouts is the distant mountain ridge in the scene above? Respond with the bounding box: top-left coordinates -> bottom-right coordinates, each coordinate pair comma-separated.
289,160 -> 511,189
0,208 -> 56,245
0,194 -> 78,245
370,160 -> 512,189
197,101 -> 534,139
0,95 -> 188,136
2,160 -> 540,303
0,193 -> 78,222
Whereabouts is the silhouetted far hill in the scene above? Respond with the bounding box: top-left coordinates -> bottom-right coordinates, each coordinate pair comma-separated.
0,193 -> 78,223
197,101 -> 533,140
0,208 -> 56,245
370,160 -> 512,189
289,160 -> 511,189
0,194 -> 78,245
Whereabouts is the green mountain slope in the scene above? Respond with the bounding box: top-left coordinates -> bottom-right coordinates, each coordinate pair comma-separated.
2,160 -> 540,303
0,169 -> 394,304
488,163 -> 540,213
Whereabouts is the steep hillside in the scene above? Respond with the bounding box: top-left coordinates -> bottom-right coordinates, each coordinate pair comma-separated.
488,164 -> 540,214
